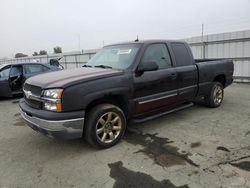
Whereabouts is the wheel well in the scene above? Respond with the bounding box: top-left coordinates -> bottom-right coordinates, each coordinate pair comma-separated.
213,75 -> 226,87
85,95 -> 129,119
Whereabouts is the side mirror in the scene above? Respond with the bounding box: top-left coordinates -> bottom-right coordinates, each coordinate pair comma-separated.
137,61 -> 159,73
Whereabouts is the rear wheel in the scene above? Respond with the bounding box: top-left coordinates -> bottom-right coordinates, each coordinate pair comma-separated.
84,104 -> 126,149
205,82 -> 224,108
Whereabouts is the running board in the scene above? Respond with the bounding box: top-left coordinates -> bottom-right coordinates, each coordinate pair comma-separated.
132,102 -> 194,124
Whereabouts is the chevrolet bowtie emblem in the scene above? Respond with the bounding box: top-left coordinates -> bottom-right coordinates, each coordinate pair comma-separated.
24,90 -> 32,99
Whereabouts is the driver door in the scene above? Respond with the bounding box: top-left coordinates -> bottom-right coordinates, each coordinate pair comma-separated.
133,43 -> 178,115
0,65 -> 12,97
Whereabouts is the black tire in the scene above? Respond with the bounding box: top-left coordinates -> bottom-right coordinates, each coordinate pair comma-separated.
84,104 -> 126,149
205,82 -> 224,108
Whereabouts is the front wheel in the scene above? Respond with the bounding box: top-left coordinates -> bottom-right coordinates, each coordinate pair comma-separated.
84,104 -> 126,149
205,82 -> 224,108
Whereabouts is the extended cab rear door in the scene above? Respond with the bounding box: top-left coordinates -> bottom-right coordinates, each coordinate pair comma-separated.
168,42 -> 198,102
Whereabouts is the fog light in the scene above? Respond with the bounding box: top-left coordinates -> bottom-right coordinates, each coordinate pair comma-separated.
44,102 -> 57,111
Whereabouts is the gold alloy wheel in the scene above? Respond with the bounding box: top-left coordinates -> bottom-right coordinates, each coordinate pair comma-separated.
213,85 -> 223,105
96,112 -> 122,143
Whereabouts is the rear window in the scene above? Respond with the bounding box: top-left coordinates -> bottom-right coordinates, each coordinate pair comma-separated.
171,43 -> 193,66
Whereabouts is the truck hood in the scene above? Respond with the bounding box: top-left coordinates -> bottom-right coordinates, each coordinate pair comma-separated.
25,67 -> 123,89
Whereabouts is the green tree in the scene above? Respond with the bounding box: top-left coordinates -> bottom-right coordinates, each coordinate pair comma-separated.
33,52 -> 39,56
39,50 -> 47,55
53,46 -> 62,54
15,53 -> 28,58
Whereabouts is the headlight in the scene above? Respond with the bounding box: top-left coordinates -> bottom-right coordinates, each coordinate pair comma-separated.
43,89 -> 63,112
43,89 -> 63,99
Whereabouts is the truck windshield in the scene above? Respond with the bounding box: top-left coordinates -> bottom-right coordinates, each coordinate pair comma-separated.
86,44 -> 141,70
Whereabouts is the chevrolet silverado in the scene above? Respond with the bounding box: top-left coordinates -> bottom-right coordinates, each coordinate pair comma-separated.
19,40 -> 234,148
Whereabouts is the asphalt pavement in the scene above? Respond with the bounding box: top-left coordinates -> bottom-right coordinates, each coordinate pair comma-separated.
0,83 -> 249,188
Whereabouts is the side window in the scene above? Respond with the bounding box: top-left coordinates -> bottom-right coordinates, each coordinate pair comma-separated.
141,44 -> 172,69
171,43 -> 192,66
10,66 -> 23,77
24,64 -> 45,74
0,66 -> 11,79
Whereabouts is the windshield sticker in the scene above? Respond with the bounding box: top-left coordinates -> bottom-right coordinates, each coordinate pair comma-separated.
117,49 -> 132,55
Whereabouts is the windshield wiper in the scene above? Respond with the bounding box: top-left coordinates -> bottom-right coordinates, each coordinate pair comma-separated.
82,64 -> 92,67
94,65 -> 112,69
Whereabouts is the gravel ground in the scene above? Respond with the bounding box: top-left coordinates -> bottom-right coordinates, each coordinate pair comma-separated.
0,83 -> 249,188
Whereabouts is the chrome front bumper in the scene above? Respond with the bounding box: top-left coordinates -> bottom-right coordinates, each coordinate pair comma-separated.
20,110 -> 84,139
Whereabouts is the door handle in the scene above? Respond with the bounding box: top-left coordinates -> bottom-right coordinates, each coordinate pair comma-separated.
170,72 -> 177,79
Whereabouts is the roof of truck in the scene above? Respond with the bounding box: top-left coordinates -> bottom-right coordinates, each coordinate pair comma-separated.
105,39 -> 186,47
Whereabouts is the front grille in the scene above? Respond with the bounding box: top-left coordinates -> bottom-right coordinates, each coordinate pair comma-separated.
23,84 -> 42,96
23,83 -> 43,109
24,96 -> 42,109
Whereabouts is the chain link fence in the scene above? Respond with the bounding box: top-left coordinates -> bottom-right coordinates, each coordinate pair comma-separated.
0,50 -> 98,69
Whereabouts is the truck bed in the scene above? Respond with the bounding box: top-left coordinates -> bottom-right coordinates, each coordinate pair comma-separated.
195,59 -> 234,97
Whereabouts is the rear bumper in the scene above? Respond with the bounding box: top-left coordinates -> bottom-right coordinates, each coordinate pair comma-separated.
19,99 -> 84,139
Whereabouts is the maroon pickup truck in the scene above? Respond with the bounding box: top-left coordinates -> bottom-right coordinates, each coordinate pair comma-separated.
19,40 -> 234,148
